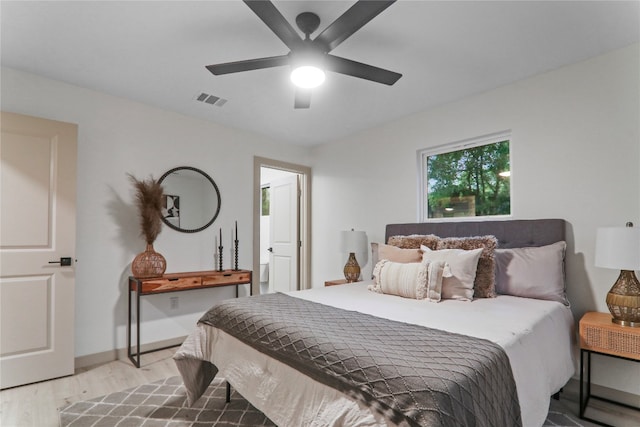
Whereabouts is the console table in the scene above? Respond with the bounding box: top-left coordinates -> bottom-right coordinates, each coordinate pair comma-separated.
128,269 -> 252,368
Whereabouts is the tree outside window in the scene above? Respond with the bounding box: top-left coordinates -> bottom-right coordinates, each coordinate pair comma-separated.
419,133 -> 511,220
261,186 -> 270,216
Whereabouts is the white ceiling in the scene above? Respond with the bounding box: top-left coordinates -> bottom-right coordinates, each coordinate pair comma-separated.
2,1 -> 639,146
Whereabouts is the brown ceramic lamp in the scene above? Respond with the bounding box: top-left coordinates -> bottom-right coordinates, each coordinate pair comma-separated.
340,229 -> 367,283
595,222 -> 640,327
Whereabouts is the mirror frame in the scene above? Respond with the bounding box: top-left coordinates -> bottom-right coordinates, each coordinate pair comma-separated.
158,166 -> 221,233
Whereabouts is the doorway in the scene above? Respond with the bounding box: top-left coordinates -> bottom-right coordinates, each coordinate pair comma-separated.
253,157 -> 311,295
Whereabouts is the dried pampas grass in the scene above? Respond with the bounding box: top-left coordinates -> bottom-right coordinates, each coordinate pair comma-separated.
128,174 -> 164,244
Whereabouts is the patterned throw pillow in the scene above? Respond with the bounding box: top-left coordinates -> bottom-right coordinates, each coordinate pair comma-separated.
369,259 -> 448,301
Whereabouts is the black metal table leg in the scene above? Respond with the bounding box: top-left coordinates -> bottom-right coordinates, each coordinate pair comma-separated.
127,283 -> 132,365
127,278 -> 142,368
136,286 -> 141,367
579,350 -> 585,417
226,381 -> 231,403
579,349 -> 639,427
127,279 -> 140,368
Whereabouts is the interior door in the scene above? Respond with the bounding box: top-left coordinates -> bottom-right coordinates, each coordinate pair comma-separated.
268,175 -> 299,293
0,112 -> 77,389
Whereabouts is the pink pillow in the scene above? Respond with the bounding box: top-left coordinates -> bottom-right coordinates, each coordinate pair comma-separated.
370,243 -> 422,272
378,243 -> 422,263
495,241 -> 568,304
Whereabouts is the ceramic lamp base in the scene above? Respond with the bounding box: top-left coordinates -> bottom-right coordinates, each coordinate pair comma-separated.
606,270 -> 640,327
343,252 -> 360,283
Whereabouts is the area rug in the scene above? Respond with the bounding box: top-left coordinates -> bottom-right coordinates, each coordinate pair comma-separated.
59,376 -> 584,427
59,377 -> 275,427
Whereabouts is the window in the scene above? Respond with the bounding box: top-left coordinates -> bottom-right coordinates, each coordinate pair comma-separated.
261,186 -> 270,216
418,132 -> 511,220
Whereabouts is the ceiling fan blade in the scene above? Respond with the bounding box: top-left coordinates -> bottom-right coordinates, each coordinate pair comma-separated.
325,54 -> 401,85
206,55 -> 290,75
294,88 -> 311,109
313,0 -> 396,52
243,0 -> 304,51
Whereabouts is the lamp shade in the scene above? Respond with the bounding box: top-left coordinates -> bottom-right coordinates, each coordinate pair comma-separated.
595,226 -> 640,271
340,230 -> 367,254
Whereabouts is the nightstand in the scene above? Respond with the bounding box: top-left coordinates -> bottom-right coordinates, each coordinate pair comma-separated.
579,311 -> 640,426
325,279 -> 350,286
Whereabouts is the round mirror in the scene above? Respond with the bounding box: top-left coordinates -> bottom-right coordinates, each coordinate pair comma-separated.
158,166 -> 221,233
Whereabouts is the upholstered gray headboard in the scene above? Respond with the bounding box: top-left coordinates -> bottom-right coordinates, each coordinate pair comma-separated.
385,219 -> 565,249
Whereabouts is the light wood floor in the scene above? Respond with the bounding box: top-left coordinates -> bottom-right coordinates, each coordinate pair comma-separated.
551,377 -> 640,427
1,348 -> 180,427
1,347 -> 639,427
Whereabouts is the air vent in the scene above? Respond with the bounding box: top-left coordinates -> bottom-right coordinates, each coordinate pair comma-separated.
195,92 -> 227,107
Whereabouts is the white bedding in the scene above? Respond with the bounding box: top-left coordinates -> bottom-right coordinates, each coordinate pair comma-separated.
175,281 -> 576,427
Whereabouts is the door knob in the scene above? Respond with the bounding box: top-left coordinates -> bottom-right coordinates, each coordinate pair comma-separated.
49,257 -> 72,266
267,247 -> 273,253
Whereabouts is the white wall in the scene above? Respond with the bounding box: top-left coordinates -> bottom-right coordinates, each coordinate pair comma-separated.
2,42 -> 639,394
1,67 -> 311,358
311,44 -> 640,394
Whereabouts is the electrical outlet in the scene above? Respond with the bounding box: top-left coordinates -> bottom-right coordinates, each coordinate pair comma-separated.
170,296 -> 179,310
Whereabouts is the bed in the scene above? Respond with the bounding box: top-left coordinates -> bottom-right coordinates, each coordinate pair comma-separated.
174,219 -> 576,427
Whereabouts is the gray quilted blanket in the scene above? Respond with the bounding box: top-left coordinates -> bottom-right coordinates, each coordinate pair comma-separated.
199,293 -> 522,427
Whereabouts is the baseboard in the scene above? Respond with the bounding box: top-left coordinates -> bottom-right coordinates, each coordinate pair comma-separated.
74,336 -> 187,370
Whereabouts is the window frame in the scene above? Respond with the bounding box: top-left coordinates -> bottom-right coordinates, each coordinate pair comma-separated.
417,130 -> 512,221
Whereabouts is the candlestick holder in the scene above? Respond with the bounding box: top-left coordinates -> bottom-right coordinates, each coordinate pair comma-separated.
218,245 -> 224,272
234,239 -> 239,271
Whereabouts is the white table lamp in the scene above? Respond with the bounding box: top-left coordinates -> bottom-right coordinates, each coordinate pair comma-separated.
595,222 -> 640,327
340,229 -> 367,282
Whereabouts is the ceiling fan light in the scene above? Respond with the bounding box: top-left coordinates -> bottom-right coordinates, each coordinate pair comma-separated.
290,66 -> 325,89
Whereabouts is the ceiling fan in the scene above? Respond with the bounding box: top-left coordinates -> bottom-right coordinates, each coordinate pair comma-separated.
206,0 -> 402,109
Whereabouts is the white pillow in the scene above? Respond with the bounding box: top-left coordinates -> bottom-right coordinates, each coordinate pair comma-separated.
423,259 -> 448,302
421,246 -> 483,301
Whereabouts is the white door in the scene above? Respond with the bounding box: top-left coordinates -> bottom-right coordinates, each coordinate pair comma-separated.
268,175 -> 299,293
0,112 -> 77,389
